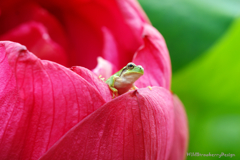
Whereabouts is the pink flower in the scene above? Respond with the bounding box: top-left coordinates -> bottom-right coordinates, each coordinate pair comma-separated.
0,0 -> 188,160
0,0 -> 148,69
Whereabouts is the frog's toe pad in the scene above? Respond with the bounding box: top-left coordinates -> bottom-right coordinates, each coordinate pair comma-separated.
148,86 -> 153,90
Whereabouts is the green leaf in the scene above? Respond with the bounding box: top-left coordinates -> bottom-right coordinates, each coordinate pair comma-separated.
172,18 -> 240,159
139,0 -> 240,72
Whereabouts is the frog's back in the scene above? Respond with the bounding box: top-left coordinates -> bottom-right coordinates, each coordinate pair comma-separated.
105,69 -> 122,82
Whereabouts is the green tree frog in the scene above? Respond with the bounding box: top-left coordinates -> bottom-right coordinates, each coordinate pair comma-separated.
105,62 -> 144,96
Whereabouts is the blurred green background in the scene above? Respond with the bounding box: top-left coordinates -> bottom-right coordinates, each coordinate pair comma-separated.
138,0 -> 240,159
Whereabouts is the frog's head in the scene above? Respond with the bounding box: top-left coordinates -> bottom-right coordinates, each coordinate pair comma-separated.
120,62 -> 144,82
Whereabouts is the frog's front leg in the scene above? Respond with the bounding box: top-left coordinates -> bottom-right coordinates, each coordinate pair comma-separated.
109,86 -> 118,98
107,75 -> 119,98
130,84 -> 138,90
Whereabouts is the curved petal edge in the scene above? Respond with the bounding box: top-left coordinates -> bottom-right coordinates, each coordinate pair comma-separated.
39,87 -> 174,160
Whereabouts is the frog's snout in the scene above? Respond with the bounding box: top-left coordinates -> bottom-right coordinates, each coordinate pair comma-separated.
138,65 -> 144,73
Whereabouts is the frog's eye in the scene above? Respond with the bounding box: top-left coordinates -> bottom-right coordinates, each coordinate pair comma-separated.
127,64 -> 135,70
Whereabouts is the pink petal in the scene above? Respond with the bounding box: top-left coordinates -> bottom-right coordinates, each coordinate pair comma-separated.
92,57 -> 118,79
101,27 -> 120,68
125,0 -> 151,24
39,87 -> 174,160
116,0 -> 149,34
133,24 -> 172,90
168,95 -> 189,160
1,0 -> 147,69
0,22 -> 68,66
71,65 -> 112,102
0,41 -> 107,160
0,2 -> 68,51
39,0 -> 144,69
0,0 -> 22,13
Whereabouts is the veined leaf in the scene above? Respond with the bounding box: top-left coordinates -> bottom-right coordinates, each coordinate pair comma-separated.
139,0 -> 240,72
172,18 -> 240,158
